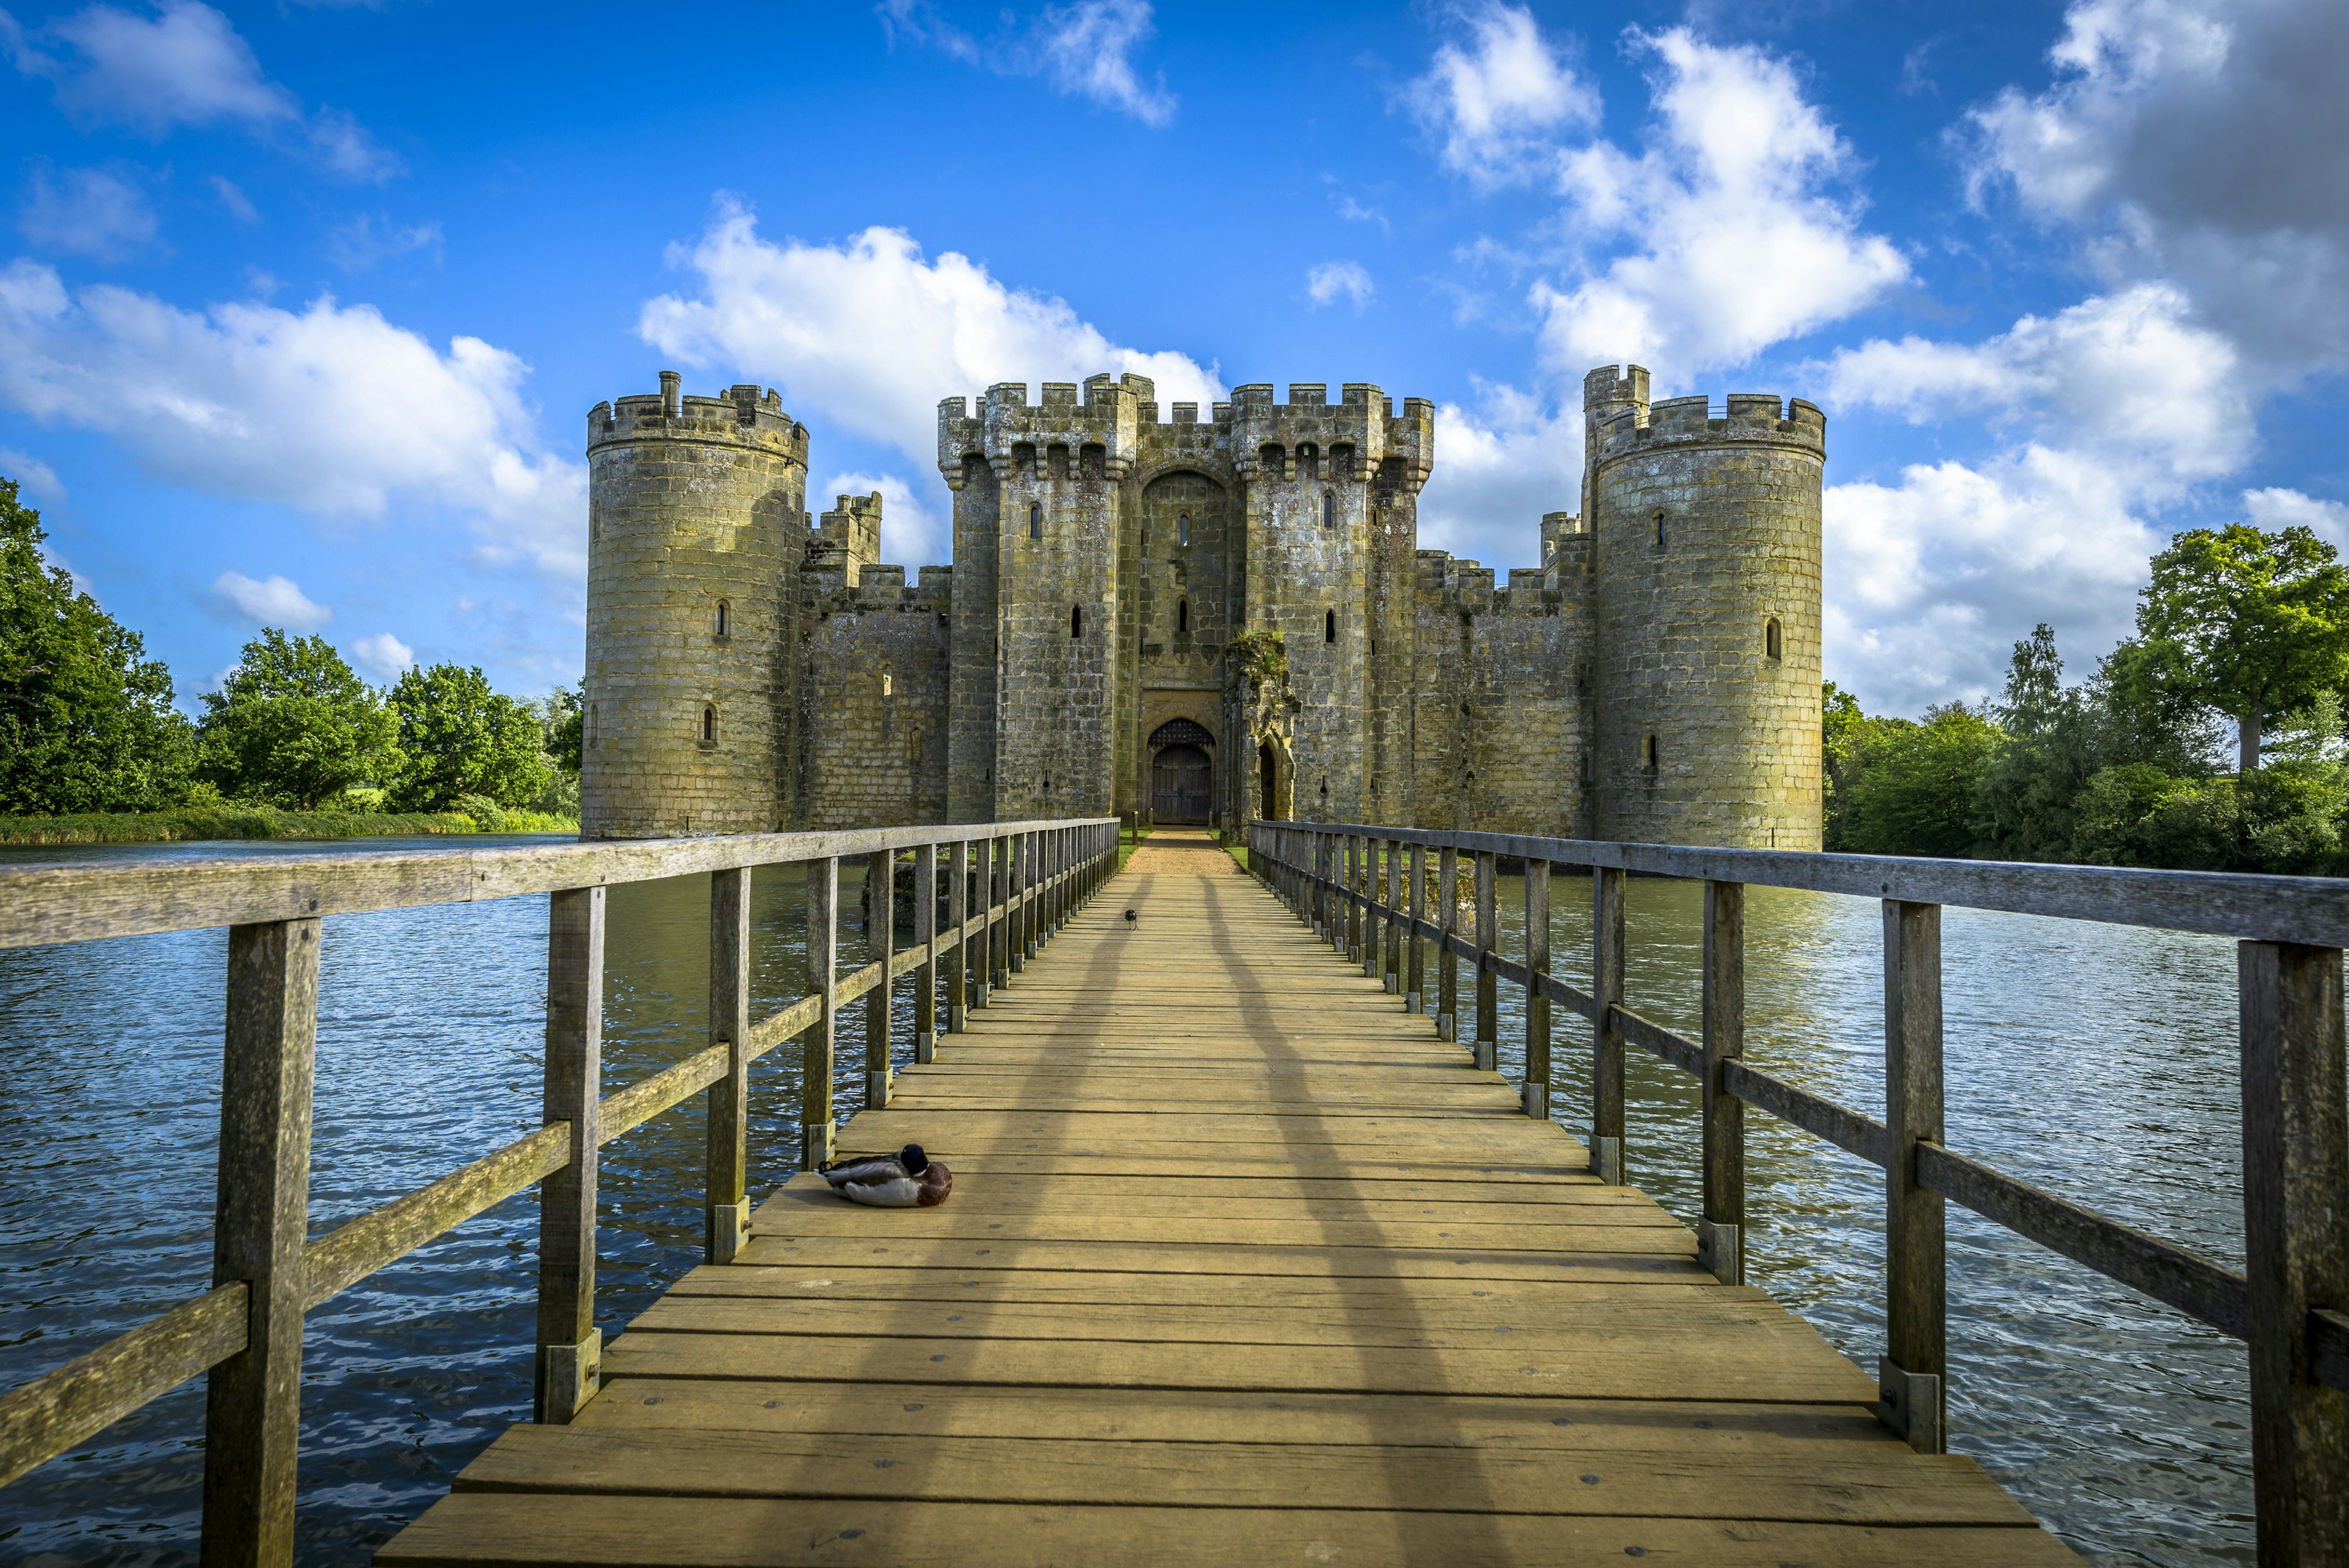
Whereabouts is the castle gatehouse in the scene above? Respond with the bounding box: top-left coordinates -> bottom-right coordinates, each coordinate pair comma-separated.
579,365 -> 1825,849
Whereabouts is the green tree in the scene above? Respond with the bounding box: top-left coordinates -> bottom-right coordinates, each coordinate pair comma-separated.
387,663 -> 551,812
1821,681 -> 1865,846
0,475 -> 193,813
1833,704 -> 2003,858
2134,522 -> 2349,772
537,681 -> 583,773
198,630 -> 397,809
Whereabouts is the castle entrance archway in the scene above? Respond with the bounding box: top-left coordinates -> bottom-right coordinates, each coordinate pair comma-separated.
1148,718 -> 1215,824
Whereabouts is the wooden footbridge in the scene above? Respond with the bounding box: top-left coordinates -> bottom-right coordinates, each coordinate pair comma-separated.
1,817 -> 2343,1564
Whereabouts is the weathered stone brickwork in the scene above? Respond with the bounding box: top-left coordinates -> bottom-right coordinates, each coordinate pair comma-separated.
581,363 -> 1824,852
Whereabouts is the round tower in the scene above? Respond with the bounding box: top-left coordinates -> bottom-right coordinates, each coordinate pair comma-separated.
581,372 -> 808,838
1587,365 -> 1824,850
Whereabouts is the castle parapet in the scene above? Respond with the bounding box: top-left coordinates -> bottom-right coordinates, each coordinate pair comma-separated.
590,377 -> 806,463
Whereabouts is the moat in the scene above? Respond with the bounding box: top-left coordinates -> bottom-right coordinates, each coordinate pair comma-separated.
0,838 -> 2254,1565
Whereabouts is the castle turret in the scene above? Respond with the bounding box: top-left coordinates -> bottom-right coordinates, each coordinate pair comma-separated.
1586,366 -> 1824,850
582,377 -> 808,838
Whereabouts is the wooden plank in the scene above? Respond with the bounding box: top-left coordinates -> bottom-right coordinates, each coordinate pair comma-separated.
803,858 -> 837,1170
534,886 -> 603,1426
708,867 -> 751,1264
1701,880 -> 1743,1285
661,1267 -> 1775,1309
1883,899 -> 1946,1453
305,1125 -> 571,1308
730,1236 -> 1705,1285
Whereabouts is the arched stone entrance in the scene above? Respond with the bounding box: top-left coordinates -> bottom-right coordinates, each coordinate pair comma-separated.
1148,718 -> 1215,824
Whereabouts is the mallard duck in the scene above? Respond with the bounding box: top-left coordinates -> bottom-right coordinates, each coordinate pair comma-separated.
817,1144 -> 952,1207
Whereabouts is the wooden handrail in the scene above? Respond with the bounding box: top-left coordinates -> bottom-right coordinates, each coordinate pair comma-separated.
1247,817 -> 2348,1563
0,815 -> 1121,1560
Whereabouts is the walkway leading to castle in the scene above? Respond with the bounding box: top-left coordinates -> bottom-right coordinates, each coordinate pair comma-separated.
379,829 -> 2078,1567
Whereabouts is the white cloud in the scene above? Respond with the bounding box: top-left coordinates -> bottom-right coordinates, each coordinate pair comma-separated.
0,446 -> 65,502
880,0 -> 1176,126
0,259 -> 586,581
1405,2 -> 1597,185
2243,486 -> 2349,548
209,174 -> 258,223
1963,0 -> 2349,376
1534,29 -> 1908,379
1305,261 -> 1374,313
640,204 -> 1223,475
17,165 -> 158,261
817,470 -> 949,571
1416,380 -> 1583,568
8,1 -> 399,180
322,212 -> 443,272
347,630 -> 415,682
210,569 -> 330,631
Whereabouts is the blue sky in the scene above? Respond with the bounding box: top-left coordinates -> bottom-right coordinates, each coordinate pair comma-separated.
2,0 -> 2343,718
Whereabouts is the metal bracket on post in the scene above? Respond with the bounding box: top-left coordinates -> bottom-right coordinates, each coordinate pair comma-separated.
1435,1012 -> 1455,1043
916,1030 -> 935,1065
1879,1357 -> 1944,1454
1521,1082 -> 1548,1120
708,1202 -> 749,1265
866,1068 -> 892,1108
542,1329 -> 603,1425
1384,973 -> 1398,994
1696,1219 -> 1741,1285
1592,1135 -> 1623,1186
1472,1038 -> 1497,1072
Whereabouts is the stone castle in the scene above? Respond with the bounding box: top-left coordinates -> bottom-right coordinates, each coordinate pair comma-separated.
579,364 -> 1825,849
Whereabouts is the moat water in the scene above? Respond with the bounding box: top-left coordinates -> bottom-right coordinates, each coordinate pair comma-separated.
0,838 -> 2256,1563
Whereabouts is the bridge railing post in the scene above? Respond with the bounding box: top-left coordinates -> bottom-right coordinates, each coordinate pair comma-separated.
1349,835 -> 1365,965
1524,860 -> 1550,1118
1473,850 -> 1498,1071
533,886 -> 603,1424
2238,938 -> 2349,1564
915,843 -> 937,1063
1882,898 -> 1946,1453
987,834 -> 1007,998
1699,880 -> 1744,1284
1384,838 -> 1403,994
866,848 -> 895,1109
1436,847 -> 1458,1043
707,869 -> 751,1265
1592,866 -> 1625,1185
803,858 -> 839,1170
948,840 -> 970,1032
200,915 -> 321,1563
1406,842 -> 1425,1014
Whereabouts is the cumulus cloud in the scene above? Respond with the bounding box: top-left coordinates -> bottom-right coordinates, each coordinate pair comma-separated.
6,1 -> 399,180
1964,0 -> 2349,377
1416,381 -> 1583,568
17,164 -> 157,261
0,259 -> 585,580
640,204 -> 1222,473
347,630 -> 415,682
210,569 -> 330,631
1535,29 -> 1908,378
0,445 -> 65,502
1305,261 -> 1374,313
2243,486 -> 2349,547
1405,2 -> 1597,185
880,0 -> 1176,126
817,470 -> 949,572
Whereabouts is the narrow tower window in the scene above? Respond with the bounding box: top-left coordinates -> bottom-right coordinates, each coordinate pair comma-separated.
1653,510 -> 1666,548
1177,598 -> 1189,634
1765,618 -> 1783,661
881,667 -> 894,698
1178,513 -> 1189,548
1071,604 -> 1083,638
1324,609 -> 1337,644
714,600 -> 730,637
1642,732 -> 1658,771
1323,492 -> 1335,530
702,705 -> 718,745
1029,502 -> 1041,539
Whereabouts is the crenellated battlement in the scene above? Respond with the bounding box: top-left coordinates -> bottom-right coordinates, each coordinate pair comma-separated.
590,373 -> 807,463
1587,386 -> 1825,464
807,491 -> 883,579
807,560 -> 955,614
1228,380 -> 1434,489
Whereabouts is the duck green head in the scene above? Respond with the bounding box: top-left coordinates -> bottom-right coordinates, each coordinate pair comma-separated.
900,1143 -> 929,1175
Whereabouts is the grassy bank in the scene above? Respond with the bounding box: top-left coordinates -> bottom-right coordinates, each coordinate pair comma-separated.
0,804 -> 579,847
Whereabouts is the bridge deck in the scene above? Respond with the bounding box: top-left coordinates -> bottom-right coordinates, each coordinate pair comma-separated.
379,831 -> 2079,1566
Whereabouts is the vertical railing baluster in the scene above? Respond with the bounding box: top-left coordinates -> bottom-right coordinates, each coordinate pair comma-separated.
948,839 -> 970,1032
866,848 -> 895,1109
706,869 -> 751,1264
1436,846 -> 1458,1044
1592,866 -> 1625,1186
1882,898 -> 1946,1453
1406,841 -> 1425,1015
1524,860 -> 1549,1119
915,843 -> 938,1063
987,834 -> 1008,997
201,916 -> 321,1563
1383,838 -> 1402,994
1473,850 -> 1497,1071
1699,880 -> 1744,1285
803,858 -> 839,1170
534,886 -> 603,1424
2239,938 -> 2349,1565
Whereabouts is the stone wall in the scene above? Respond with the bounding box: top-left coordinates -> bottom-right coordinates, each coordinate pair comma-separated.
796,566 -> 952,828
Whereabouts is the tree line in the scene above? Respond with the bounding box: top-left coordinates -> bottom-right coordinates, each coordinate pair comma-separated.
0,474 -> 581,820
1828,521 -> 2349,874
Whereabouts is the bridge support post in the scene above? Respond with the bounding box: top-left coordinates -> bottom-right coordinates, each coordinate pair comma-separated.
1699,881 -> 1744,1285
867,848 -> 895,1109
1406,842 -> 1425,1014
1009,833 -> 1027,972
1524,861 -> 1549,1118
948,840 -> 969,1033
1473,851 -> 1497,1072
1348,835 -> 1364,967
535,887 -> 603,1425
1592,867 -> 1625,1185
1384,839 -> 1402,994
987,834 -> 1007,998
201,915 -> 320,1564
707,869 -> 751,1265
1436,847 -> 1458,1043
1881,899 -> 1946,1453
803,858 -> 839,1170
915,842 -> 937,1063
2239,938 -> 2349,1565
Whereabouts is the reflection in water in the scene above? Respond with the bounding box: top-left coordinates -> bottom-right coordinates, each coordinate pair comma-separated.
0,843 -> 2253,1564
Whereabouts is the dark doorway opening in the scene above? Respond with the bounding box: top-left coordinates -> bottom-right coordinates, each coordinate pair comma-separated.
1258,741 -> 1280,821
1147,718 -> 1215,825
